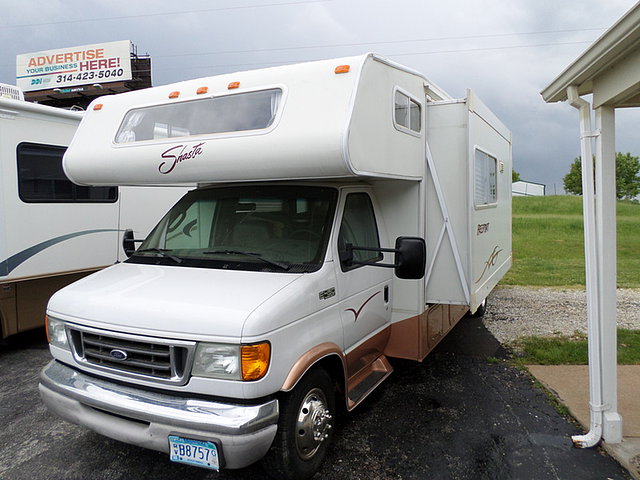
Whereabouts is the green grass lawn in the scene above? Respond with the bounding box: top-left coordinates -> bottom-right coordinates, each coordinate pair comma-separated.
502,195 -> 640,288
513,329 -> 640,365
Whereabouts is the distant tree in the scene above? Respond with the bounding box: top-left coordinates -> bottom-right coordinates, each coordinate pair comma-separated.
563,153 -> 640,200
512,169 -> 521,182
563,157 -> 584,196
616,152 -> 640,200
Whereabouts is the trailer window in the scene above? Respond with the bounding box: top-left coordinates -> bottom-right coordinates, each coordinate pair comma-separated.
474,149 -> 498,207
17,143 -> 117,203
115,88 -> 282,143
394,89 -> 421,134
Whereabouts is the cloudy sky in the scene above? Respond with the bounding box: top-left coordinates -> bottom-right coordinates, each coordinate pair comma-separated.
1,0 -> 639,192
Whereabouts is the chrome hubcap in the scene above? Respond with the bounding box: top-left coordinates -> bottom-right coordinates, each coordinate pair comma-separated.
295,387 -> 333,459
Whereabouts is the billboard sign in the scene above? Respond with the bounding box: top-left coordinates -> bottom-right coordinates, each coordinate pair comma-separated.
17,40 -> 132,92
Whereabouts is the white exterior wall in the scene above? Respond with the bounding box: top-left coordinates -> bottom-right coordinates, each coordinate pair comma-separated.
63,55 -> 437,187
0,100 -> 121,282
347,58 -> 426,180
0,99 -> 189,282
425,91 -> 512,312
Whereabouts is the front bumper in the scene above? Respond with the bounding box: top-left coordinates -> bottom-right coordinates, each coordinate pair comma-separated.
39,360 -> 279,469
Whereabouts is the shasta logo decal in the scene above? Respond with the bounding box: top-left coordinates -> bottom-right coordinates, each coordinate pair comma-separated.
159,142 -> 205,174
345,291 -> 381,322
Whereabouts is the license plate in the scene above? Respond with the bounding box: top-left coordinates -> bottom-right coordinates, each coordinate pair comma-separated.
168,435 -> 219,470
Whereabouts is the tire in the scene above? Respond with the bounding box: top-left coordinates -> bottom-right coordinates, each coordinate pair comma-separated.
262,367 -> 335,480
468,298 -> 487,318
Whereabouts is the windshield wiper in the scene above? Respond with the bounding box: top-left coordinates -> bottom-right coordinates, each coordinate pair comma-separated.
134,248 -> 183,264
204,250 -> 290,271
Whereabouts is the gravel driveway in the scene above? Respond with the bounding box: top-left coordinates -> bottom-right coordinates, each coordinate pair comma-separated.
483,286 -> 640,343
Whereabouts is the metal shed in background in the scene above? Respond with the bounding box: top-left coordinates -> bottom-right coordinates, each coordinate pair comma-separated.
542,1 -> 640,448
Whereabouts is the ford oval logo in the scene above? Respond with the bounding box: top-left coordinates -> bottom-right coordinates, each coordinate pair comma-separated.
109,349 -> 128,361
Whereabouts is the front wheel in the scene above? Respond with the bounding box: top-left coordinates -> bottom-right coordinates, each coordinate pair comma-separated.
262,367 -> 335,480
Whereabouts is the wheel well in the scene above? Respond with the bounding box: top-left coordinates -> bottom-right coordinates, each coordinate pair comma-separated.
312,355 -> 347,409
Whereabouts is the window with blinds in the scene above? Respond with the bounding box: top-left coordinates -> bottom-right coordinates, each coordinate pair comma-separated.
474,149 -> 497,207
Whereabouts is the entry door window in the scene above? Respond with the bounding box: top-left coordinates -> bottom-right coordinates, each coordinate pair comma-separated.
338,193 -> 382,270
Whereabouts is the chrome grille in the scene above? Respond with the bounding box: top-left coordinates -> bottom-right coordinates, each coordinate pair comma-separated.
67,324 -> 195,386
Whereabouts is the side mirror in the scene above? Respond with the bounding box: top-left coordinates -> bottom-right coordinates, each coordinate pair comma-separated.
394,237 -> 426,280
122,229 -> 142,258
339,236 -> 426,279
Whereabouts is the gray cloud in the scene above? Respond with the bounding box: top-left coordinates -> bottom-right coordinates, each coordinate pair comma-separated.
1,0 -> 638,191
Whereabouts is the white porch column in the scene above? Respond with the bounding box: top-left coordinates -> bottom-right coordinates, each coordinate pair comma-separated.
595,106 -> 622,443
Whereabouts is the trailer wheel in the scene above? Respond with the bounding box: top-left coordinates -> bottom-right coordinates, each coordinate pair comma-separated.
468,298 -> 487,318
262,367 -> 335,480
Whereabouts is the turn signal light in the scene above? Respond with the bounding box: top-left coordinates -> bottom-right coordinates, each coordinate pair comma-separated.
241,342 -> 270,381
93,103 -> 103,111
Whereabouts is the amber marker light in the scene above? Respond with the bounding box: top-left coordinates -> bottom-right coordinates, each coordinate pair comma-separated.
196,86 -> 209,95
335,65 -> 350,74
241,342 -> 271,381
44,315 -> 50,343
93,103 -> 103,111
228,81 -> 240,90
168,91 -> 180,99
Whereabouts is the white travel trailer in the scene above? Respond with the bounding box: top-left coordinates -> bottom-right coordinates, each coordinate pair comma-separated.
0,92 -> 187,339
39,54 -> 512,479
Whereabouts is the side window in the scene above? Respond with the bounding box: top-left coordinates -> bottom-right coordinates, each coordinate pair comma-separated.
338,193 -> 382,270
474,148 -> 498,207
394,89 -> 421,134
17,142 -> 117,203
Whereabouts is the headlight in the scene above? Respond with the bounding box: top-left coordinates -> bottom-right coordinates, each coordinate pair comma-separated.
46,316 -> 70,351
192,342 -> 270,381
193,343 -> 241,380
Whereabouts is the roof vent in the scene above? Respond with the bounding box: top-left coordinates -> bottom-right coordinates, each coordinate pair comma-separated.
0,83 -> 24,101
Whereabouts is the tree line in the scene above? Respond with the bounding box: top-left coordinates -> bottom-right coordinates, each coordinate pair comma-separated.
563,153 -> 640,201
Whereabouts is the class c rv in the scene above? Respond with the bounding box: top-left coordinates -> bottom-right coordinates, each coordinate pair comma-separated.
0,86 -> 187,340
39,54 -> 512,480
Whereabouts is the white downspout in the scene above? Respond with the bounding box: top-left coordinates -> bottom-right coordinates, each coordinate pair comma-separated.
567,86 -> 604,448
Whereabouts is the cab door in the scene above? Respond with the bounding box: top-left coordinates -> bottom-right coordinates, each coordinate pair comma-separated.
334,189 -> 392,377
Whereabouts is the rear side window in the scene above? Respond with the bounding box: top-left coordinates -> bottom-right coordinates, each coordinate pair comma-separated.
474,148 -> 498,207
115,88 -> 282,143
17,143 -> 117,203
394,89 -> 421,134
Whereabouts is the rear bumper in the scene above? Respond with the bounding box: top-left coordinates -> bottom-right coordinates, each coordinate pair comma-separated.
39,360 -> 279,469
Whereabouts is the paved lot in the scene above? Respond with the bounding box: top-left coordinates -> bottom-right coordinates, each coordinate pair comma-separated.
0,318 -> 632,480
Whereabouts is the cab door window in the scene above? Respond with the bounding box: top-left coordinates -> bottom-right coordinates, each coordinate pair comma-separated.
338,193 -> 382,270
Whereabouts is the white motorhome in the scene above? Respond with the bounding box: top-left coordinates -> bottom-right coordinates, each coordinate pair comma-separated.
39,54 -> 512,479
0,91 -> 187,339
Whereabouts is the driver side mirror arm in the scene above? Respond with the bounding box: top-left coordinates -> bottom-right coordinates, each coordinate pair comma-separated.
343,236 -> 426,280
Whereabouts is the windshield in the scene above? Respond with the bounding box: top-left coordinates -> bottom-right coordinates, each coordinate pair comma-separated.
128,185 -> 338,273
